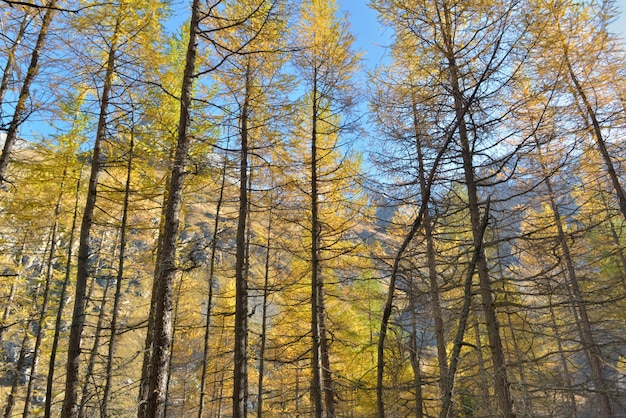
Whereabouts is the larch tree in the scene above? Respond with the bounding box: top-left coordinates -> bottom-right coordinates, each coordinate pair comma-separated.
60,1 -> 168,416
540,0 -> 626,224
292,1 -> 362,416
136,0 -> 200,415
210,1 -> 288,415
370,0 -> 535,415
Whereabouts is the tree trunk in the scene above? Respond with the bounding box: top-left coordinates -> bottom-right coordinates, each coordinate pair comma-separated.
310,70 -> 326,418
548,290 -> 579,417
440,3 -> 514,412
23,167 -> 68,418
233,60 -> 251,418
102,129 -> 134,417
61,14 -> 119,417
536,139 -> 613,417
138,0 -> 199,415
0,0 -> 56,183
0,272 -> 19,344
471,309 -> 492,415
412,97 -> 448,396
45,168 -> 82,418
318,283 -> 334,418
0,12 -> 30,108
164,275 -> 185,417
198,152 -> 227,418
257,208 -> 272,418
3,331 -> 30,418
408,277 -> 423,418
494,229 -> 534,417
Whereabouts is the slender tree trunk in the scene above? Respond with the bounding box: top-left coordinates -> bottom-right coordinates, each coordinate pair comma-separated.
494,229 -> 534,417
198,153 -> 227,418
45,168 -> 82,418
408,278 -> 423,418
412,97 -> 448,396
603,199 -> 626,289
138,1 -> 199,415
0,12 -> 31,109
471,308 -> 492,415
439,3 -> 513,413
439,200 -> 491,418
257,208 -> 272,418
0,0 -> 56,183
0,220 -> 27,346
318,283 -> 334,418
23,167 -> 68,418
3,331 -> 30,418
310,70 -> 325,418
548,290 -> 579,417
80,289 -> 105,414
78,268 -> 114,418
536,139 -> 613,417
2,239 -> 43,415
309,66 -> 337,418
164,275 -> 185,417
212,318 -> 228,418
233,61 -> 251,418
0,269 -> 21,343
102,130 -> 134,417
562,46 -> 626,223
137,174 -> 168,416
61,15 -> 119,416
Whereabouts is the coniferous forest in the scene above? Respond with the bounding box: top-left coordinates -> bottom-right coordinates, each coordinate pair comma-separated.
1,0 -> 626,417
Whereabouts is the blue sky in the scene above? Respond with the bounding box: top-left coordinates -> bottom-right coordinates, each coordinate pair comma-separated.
614,0 -> 626,37
339,2 -> 387,69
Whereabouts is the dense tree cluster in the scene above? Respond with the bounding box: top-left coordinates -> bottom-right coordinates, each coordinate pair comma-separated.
0,0 -> 625,417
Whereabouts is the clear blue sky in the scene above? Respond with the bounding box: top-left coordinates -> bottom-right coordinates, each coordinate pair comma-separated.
614,0 -> 626,38
339,2 -> 387,68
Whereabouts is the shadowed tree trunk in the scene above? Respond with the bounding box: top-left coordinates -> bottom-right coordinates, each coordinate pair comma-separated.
137,1 -> 199,416
233,60 -> 251,418
102,126 -> 135,417
45,168 -> 82,418
23,167 -> 68,418
407,275 -> 424,418
438,2 -> 514,413
3,331 -> 30,418
198,152 -> 227,418
61,13 -> 120,416
257,205 -> 273,418
535,137 -> 613,417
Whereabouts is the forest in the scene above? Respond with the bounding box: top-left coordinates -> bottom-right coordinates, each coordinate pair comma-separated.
0,0 -> 625,417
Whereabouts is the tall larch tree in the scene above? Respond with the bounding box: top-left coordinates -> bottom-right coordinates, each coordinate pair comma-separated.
211,1 -> 287,416
60,1 -> 168,416
137,0 -> 200,416
293,1 -> 361,416
370,0 -> 536,415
